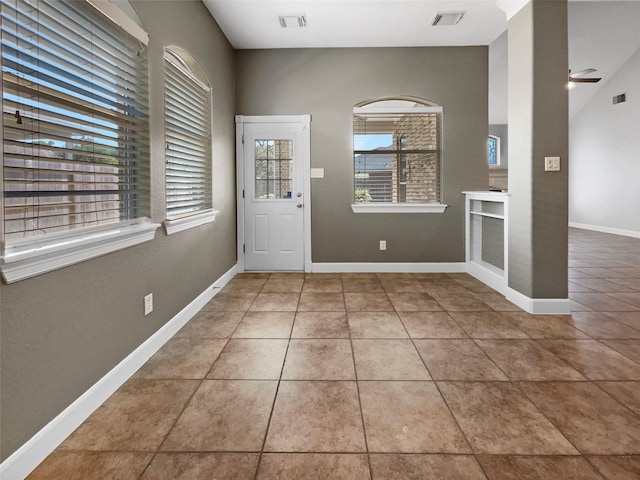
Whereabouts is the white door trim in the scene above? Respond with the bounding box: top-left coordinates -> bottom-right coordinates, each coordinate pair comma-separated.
235,115 -> 312,272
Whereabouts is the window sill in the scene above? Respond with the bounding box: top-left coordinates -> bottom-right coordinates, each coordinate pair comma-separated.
351,203 -> 448,214
1,219 -> 160,284
164,210 -> 218,236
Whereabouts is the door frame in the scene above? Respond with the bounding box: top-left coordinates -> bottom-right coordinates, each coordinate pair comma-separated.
235,115 -> 312,272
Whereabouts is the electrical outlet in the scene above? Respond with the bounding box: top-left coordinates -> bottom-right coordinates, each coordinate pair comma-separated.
379,240 -> 387,251
544,156 -> 560,172
144,293 -> 153,316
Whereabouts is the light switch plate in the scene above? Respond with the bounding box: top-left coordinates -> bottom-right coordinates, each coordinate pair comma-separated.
545,156 -> 560,172
310,168 -> 325,178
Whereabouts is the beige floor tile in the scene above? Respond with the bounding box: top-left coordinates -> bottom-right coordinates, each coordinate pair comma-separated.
380,278 -> 428,293
256,454 -> 370,480
208,339 -> 288,380
302,277 -> 343,292
430,293 -> 492,312
298,292 -> 346,311
504,312 -> 589,339
477,456 -> 604,480
221,278 -> 267,293
449,311 -> 529,338
398,311 -> 468,338
604,311 -> 640,330
250,293 -> 300,311
261,278 -> 304,293
232,311 -> 295,338
571,278 -> 638,293
342,277 -> 385,293
599,339 -> 640,362
264,381 -> 366,452
521,382 -> 640,454
59,379 -> 198,452
175,311 -> 244,338
587,456 -> 640,480
359,381 -> 471,453
608,292 -> 640,308
387,292 -> 443,312
27,452 -> 152,480
204,293 -> 257,311
352,340 -> 430,380
140,453 -> 259,480
291,311 -> 349,338
569,293 -> 638,311
471,292 -> 522,311
345,292 -> 395,311
476,339 -> 586,381
347,311 -> 409,338
539,340 -> 640,380
437,381 -> 577,455
282,339 -> 355,380
447,274 -> 496,292
595,381 -> 640,416
369,454 -> 486,480
161,380 -> 277,452
414,339 -> 508,381
134,338 -> 227,379
566,312 -> 640,338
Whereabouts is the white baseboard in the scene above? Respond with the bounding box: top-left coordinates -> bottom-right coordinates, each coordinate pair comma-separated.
311,262 -> 467,273
569,222 -> 640,239
0,263 -> 238,480
506,287 -> 571,315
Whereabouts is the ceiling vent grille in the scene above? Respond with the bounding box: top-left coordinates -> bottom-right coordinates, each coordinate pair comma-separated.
432,11 -> 465,26
279,14 -> 307,28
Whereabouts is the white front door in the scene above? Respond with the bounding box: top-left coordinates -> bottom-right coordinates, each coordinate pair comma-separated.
236,116 -> 310,271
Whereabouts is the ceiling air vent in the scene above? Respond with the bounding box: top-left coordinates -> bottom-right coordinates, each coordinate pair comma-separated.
432,11 -> 465,26
279,14 -> 307,28
613,93 -> 626,105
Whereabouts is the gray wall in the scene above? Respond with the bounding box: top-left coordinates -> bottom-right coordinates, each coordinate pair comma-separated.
569,47 -> 640,234
0,0 -> 236,461
236,47 -> 489,263
507,0 -> 569,298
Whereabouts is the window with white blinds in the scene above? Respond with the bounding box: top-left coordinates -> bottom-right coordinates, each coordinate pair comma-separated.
164,46 -> 213,224
1,0 -> 150,244
353,99 -> 443,206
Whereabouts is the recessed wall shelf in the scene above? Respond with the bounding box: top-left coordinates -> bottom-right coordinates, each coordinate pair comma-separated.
464,191 -> 510,294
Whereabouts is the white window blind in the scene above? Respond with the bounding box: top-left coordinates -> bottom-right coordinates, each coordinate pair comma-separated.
164,47 -> 212,220
1,0 -> 150,244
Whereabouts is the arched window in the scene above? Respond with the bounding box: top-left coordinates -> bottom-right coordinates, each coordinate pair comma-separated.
164,46 -> 215,233
353,98 -> 442,205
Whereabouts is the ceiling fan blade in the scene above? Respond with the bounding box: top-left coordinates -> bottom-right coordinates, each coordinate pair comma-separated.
569,77 -> 602,83
570,68 -> 597,78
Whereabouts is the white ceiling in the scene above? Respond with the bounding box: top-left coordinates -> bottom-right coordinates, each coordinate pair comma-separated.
203,0 -> 640,122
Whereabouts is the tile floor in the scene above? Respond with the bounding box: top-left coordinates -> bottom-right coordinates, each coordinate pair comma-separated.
29,229 -> 640,479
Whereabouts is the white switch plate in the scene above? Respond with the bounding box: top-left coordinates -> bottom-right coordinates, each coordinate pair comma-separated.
545,156 -> 560,172
144,293 -> 153,316
379,240 -> 386,251
310,168 -> 325,178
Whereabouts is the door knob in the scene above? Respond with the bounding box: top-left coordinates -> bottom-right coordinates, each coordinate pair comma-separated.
296,203 -> 303,208
297,192 -> 302,198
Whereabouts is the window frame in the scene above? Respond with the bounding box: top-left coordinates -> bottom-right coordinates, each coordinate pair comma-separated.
0,0 -> 158,283
163,46 -> 216,235
351,102 -> 447,214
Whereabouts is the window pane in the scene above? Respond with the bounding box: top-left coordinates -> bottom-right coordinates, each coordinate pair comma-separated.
353,101 -> 442,204
488,137 -> 498,165
254,139 -> 293,199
